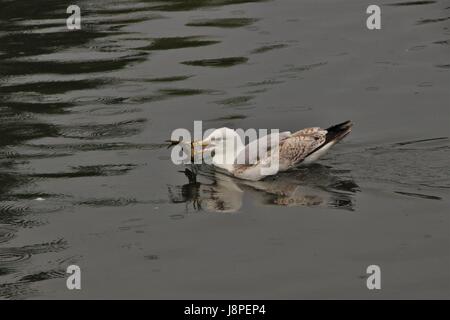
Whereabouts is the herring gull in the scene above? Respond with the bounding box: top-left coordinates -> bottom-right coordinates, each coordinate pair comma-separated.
170,120 -> 352,181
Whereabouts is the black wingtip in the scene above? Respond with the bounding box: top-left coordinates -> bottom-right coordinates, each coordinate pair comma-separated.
325,120 -> 353,144
326,120 -> 353,132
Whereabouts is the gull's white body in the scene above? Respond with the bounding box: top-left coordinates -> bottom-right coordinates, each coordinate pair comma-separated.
191,121 -> 352,181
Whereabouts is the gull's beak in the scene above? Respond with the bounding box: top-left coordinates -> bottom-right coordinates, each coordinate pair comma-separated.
166,139 -> 211,161
191,140 -> 211,158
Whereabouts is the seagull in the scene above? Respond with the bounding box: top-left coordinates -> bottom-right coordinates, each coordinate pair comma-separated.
170,120 -> 352,181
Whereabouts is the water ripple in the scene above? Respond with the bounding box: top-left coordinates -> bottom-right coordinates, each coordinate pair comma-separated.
0,249 -> 31,266
186,18 -> 258,28
140,36 -> 220,51
29,164 -> 137,179
0,226 -> 16,244
387,1 -> 436,6
182,57 -> 248,67
60,118 -> 146,139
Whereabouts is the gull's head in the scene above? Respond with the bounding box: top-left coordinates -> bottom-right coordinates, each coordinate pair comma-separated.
205,128 -> 237,143
201,129 -> 247,170
191,139 -> 213,158
169,127 -> 244,165
191,128 -> 242,163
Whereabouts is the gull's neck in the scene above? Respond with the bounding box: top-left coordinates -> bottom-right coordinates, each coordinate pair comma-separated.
210,129 -> 245,174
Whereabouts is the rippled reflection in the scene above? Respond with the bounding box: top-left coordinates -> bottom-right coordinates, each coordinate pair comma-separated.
168,164 -> 360,212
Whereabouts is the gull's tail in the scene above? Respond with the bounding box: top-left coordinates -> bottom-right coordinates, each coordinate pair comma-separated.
325,120 -> 353,144
302,120 -> 352,164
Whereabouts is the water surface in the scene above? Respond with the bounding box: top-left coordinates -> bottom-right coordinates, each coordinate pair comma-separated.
0,0 -> 449,299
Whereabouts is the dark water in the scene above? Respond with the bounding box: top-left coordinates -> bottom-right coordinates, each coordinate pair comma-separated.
0,0 -> 449,299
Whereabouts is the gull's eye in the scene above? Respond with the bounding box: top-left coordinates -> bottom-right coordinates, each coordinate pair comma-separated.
211,150 -> 216,157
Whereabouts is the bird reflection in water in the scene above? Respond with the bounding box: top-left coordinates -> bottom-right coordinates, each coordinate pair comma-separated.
168,164 -> 359,212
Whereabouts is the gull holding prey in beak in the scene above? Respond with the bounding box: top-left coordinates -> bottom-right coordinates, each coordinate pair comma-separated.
168,121 -> 352,181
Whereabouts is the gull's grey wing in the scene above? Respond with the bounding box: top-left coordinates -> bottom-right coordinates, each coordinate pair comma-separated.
279,129 -> 327,166
291,127 -> 326,137
236,131 -> 291,165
